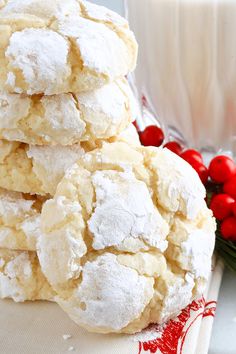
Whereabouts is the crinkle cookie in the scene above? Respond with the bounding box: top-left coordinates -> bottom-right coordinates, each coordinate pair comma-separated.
37,142 -> 216,334
0,188 -> 46,251
0,0 -> 137,95
0,79 -> 137,145
0,249 -> 54,302
0,128 -> 140,196
0,140 -> 85,195
114,123 -> 140,147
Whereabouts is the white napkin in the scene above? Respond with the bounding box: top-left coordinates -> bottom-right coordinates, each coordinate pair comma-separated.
0,257 -> 223,354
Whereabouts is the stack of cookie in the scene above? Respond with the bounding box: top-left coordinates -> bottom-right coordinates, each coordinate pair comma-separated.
0,0 -> 138,302
0,0 -> 216,336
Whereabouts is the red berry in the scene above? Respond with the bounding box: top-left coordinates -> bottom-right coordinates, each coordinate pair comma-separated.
190,161 -> 209,185
209,155 -> 236,183
232,202 -> 236,217
180,149 -> 203,165
139,125 -> 164,147
223,175 -> 236,199
220,216 -> 236,241
163,141 -> 183,155
209,194 -> 235,220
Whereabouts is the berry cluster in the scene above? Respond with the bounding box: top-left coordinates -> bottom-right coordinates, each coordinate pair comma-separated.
136,123 -> 236,242
137,125 -> 208,184
208,157 -> 236,241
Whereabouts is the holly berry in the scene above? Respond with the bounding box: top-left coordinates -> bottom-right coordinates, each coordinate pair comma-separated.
180,149 -> 203,165
210,194 -> 235,220
220,216 -> 236,241
209,155 -> 236,183
232,202 -> 236,217
190,161 -> 209,185
223,175 -> 236,200
139,125 -> 164,147
163,141 -> 183,155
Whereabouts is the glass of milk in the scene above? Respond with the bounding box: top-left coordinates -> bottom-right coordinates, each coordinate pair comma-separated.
126,0 -> 236,155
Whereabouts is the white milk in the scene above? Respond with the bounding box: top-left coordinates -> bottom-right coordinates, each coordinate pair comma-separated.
127,0 -> 236,154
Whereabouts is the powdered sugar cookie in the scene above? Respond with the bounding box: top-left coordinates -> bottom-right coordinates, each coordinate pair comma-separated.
0,79 -> 137,145
0,249 -> 54,302
38,142 -> 215,334
0,140 -> 85,195
109,123 -> 141,147
0,0 -> 137,95
0,188 -> 46,251
0,127 -> 140,196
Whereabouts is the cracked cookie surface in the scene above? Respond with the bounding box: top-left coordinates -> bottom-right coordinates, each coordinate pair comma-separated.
0,188 -> 47,251
0,0 -> 137,94
38,142 -> 216,334
0,140 -> 85,195
0,78 -> 137,145
0,128 -> 139,196
0,248 -> 54,302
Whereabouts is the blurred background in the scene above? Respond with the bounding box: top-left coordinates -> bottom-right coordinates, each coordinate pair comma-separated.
94,0 -> 123,14
94,0 -> 236,158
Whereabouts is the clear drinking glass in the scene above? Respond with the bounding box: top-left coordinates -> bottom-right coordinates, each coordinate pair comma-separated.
126,0 -> 236,155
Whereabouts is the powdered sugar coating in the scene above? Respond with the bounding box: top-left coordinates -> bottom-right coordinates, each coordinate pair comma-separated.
166,208 -> 215,278
38,142 -> 215,334
0,140 -> 86,195
38,196 -> 86,287
40,94 -> 85,143
0,0 -> 80,19
0,188 -> 46,251
0,0 -> 137,94
116,124 -> 141,147
0,91 -> 31,129
147,147 -> 206,219
6,29 -> 70,95
0,249 -> 54,302
0,189 -> 33,216
154,272 -> 195,324
58,17 -> 129,78
81,0 -> 127,27
0,131 -> 141,196
0,79 -> 135,145
76,79 -> 136,141
27,144 -> 85,193
58,254 -> 154,331
88,170 -> 168,252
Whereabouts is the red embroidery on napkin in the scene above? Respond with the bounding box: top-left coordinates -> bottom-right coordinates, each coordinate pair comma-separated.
138,297 -> 216,354
203,301 -> 217,318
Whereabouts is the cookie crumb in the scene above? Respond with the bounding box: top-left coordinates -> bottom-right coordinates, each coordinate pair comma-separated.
68,346 -> 74,352
62,334 -> 72,340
